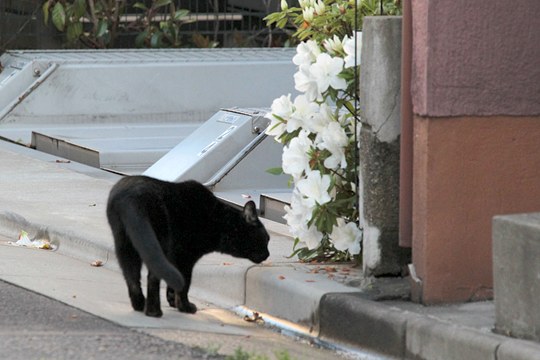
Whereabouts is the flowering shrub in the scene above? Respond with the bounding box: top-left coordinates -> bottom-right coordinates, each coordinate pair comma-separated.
264,0 -> 400,262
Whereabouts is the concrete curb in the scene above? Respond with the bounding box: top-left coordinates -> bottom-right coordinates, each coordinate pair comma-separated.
319,294 -> 408,358
318,293 -> 540,360
245,265 -> 360,328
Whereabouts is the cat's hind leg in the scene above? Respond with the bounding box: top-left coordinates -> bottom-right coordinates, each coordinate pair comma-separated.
145,271 -> 163,317
166,286 -> 197,314
114,232 -> 145,312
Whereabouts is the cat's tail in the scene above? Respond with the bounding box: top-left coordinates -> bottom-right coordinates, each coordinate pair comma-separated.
120,206 -> 185,292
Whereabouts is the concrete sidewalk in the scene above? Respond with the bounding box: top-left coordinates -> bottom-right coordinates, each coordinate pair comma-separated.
1,140 -> 539,360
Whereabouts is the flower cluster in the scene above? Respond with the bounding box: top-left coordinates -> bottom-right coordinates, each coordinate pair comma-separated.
265,0 -> 367,261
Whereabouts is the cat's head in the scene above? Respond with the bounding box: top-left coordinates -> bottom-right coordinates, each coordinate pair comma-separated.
224,201 -> 270,264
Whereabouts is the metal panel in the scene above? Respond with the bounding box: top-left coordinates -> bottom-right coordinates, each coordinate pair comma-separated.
29,123 -> 199,174
0,49 -> 298,188
209,133 -> 291,214
31,132 -> 100,168
0,48 -> 296,126
143,108 -> 268,183
259,193 -> 291,224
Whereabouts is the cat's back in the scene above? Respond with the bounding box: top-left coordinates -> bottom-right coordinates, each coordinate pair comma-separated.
109,176 -> 165,201
108,176 -> 216,210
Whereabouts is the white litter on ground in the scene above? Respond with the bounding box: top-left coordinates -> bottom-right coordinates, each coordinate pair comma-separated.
8,230 -> 56,250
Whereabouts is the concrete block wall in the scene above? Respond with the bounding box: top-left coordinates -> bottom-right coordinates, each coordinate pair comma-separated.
493,213 -> 540,341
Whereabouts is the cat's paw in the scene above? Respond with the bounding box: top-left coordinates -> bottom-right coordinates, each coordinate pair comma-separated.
144,306 -> 163,318
177,302 -> 197,314
129,293 -> 145,312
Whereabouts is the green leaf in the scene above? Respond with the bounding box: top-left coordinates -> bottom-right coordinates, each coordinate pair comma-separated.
297,247 -> 320,261
276,17 -> 288,29
135,30 -> 149,47
154,0 -> 172,9
265,167 -> 284,176
94,2 -> 104,13
287,247 -> 304,259
174,9 -> 190,20
52,2 -> 66,31
66,22 -> 83,42
42,1 -> 50,25
338,99 -> 357,115
96,19 -> 109,38
72,0 -> 86,19
263,13 -> 279,25
150,32 -> 162,48
133,2 -> 148,11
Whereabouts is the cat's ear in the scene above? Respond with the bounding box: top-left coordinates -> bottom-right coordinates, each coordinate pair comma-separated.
243,201 -> 258,224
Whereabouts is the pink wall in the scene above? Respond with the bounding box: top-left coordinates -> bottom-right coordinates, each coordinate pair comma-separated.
413,115 -> 540,303
411,0 -> 540,117
408,0 -> 540,303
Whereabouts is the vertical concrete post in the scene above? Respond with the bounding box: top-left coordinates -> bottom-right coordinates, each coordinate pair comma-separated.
359,16 -> 410,276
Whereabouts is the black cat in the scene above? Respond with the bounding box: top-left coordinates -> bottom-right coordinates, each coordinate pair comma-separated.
106,176 -> 270,317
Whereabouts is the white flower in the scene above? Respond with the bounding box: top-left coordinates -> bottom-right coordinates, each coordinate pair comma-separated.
265,114 -> 287,139
282,130 -> 312,179
297,225 -> 324,250
281,0 -> 288,10
318,122 -> 349,169
284,190 -> 323,250
343,31 -> 362,68
338,110 -> 354,126
330,218 -> 362,255
296,170 -> 332,206
310,53 -> 347,95
287,95 -> 318,132
302,6 -> 315,22
294,64 -> 320,102
323,35 -> 344,55
299,0 -> 311,9
265,94 -> 294,139
270,93 -> 294,118
313,0 -> 325,15
305,102 -> 334,134
292,40 -> 321,67
283,190 -> 314,230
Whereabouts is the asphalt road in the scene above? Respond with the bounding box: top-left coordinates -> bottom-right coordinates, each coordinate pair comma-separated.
0,280 -> 221,360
